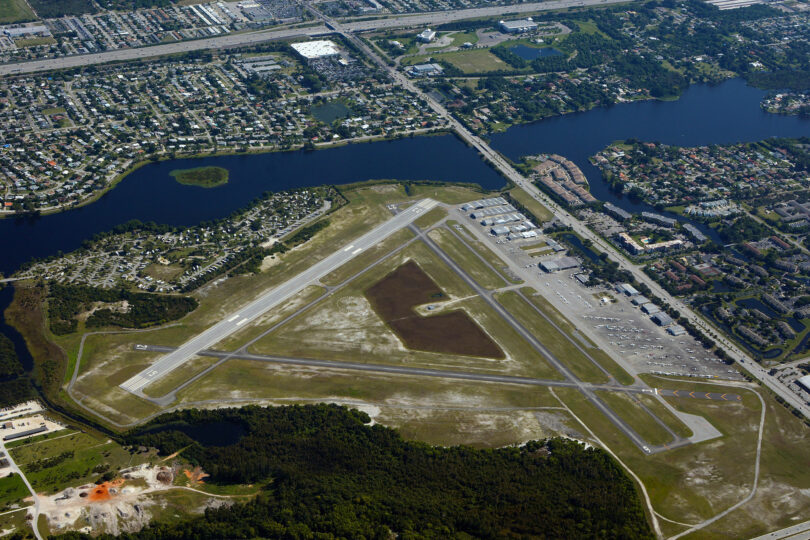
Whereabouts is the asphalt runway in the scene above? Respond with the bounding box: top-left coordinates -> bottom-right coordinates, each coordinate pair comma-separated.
120,198 -> 438,394
659,389 -> 742,401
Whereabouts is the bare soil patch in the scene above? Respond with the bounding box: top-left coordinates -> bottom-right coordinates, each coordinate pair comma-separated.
364,261 -> 503,358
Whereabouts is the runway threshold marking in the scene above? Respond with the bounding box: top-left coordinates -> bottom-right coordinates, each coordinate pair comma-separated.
352,248 -> 363,255
344,245 -> 354,252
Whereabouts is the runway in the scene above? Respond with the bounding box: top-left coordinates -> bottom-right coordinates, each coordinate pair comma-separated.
120,198 -> 438,394
133,344 -> 741,402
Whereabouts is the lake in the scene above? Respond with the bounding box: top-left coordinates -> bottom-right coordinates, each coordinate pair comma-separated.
0,134 -> 505,278
490,78 -> 810,240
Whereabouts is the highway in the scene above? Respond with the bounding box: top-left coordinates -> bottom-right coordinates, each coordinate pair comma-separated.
0,0 -> 632,77
120,198 -> 438,394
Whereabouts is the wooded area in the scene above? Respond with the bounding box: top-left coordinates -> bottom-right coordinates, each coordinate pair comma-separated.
108,405 -> 653,539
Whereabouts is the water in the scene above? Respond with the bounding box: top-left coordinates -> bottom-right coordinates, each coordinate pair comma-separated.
311,101 -> 351,123
490,78 -> 810,240
0,286 -> 33,372
509,45 -> 562,60
0,135 -> 505,277
142,420 -> 246,446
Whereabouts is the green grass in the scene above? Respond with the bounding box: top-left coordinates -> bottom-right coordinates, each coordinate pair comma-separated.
15,36 -> 56,47
521,289 -> 635,385
0,0 -> 35,23
169,166 -> 229,188
495,291 -> 608,383
142,355 -> 220,398
428,227 -> 506,290
414,206 -> 447,230
508,188 -> 554,222
449,31 -> 479,47
0,474 -> 31,511
596,390 -> 674,446
447,223 -> 522,284
0,506 -> 33,538
400,49 -> 511,73
635,394 -> 692,439
5,428 -> 75,449
11,431 -> 146,494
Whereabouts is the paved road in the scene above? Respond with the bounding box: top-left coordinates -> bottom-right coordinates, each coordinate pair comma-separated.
0,0 -> 632,77
120,198 -> 438,394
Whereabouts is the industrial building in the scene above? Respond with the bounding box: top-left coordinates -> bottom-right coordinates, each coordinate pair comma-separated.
470,204 -> 516,219
461,197 -> 507,212
540,256 -> 579,273
616,283 -> 640,296
499,18 -> 538,33
641,303 -> 661,315
667,325 -> 687,336
417,28 -> 436,42
290,40 -> 341,60
3,425 -> 47,441
409,63 -> 443,77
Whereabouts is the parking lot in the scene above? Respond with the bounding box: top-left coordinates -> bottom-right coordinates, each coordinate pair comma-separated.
450,204 -> 744,382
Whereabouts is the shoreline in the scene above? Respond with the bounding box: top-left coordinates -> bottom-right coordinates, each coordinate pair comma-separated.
0,127 -> 452,220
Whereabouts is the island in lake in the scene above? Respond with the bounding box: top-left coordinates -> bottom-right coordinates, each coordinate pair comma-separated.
169,166 -> 229,188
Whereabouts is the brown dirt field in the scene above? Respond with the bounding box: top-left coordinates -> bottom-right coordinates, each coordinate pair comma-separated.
364,261 -> 503,359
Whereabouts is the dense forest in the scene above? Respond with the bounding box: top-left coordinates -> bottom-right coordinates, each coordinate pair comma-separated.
0,330 -> 36,408
105,405 -> 652,539
716,215 -> 772,244
0,334 -> 23,379
47,284 -> 198,335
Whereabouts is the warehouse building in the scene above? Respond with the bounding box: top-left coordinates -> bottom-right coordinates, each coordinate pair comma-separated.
540,256 -> 580,273
291,40 -> 341,60
798,375 -> 810,393
616,283 -> 640,296
3,425 -> 47,441
651,313 -> 673,326
499,18 -> 538,33
667,325 -> 687,336
461,197 -> 507,212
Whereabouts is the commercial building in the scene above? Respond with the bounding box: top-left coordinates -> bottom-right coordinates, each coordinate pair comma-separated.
409,63 -> 443,77
3,425 -> 47,441
540,256 -> 579,273
603,202 -> 632,221
461,197 -> 507,212
290,40 -> 341,60
616,283 -> 640,296
500,18 -> 538,33
417,28 -> 436,42
641,303 -> 661,315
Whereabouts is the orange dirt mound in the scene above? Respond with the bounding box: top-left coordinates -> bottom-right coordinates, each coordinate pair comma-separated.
183,467 -> 209,484
87,478 -> 125,502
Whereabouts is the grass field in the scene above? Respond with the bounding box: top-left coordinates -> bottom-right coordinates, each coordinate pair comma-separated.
446,222 -> 522,284
15,36 -> 55,47
413,206 -> 447,230
11,431 -> 148,494
428,227 -> 506,289
169,166 -> 229,188
442,49 -> 510,74
321,228 -> 414,287
521,288 -> 635,385
0,0 -> 35,23
142,355 -> 220,398
495,291 -> 608,383
596,390 -> 674,446
0,474 -> 31,511
508,188 -> 554,222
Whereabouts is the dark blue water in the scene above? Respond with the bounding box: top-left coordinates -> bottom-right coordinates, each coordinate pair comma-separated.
142,420 -> 246,446
0,135 -> 504,277
509,45 -> 562,60
490,78 -> 810,240
0,286 -> 33,372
